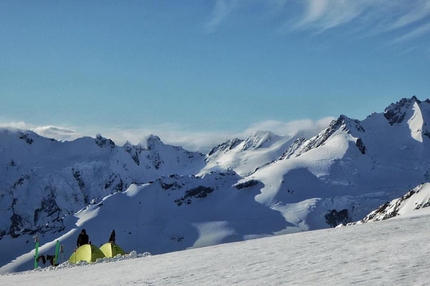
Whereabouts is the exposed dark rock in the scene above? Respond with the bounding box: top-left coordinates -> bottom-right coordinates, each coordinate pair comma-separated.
279,137 -> 306,160
72,169 -> 85,189
34,195 -> 61,224
174,186 -> 214,206
95,134 -> 115,149
12,175 -> 30,189
19,132 -> 33,145
234,180 -> 259,190
124,143 -> 142,166
105,174 -> 125,192
160,181 -> 182,190
325,209 -> 351,227
384,96 -> 420,125
355,138 -> 366,154
171,235 -> 184,242
9,213 -> 25,238
207,138 -> 243,157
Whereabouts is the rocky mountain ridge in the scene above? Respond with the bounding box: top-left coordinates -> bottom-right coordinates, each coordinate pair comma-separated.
0,130 -> 205,239
2,96 -> 430,273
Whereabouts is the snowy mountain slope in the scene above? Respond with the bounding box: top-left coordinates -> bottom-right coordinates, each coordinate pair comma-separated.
0,129 -> 205,239
202,131 -> 299,176
247,96 -> 430,229
2,96 -> 430,274
0,171 -> 292,273
2,206 -> 430,285
354,182 -> 430,223
201,122 -> 334,177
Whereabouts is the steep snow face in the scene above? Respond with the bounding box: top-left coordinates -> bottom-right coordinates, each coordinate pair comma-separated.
284,115 -> 365,158
384,96 -> 430,143
251,115 -> 365,205
408,102 -> 425,142
0,130 -> 205,239
384,96 -> 419,125
241,131 -> 277,150
202,131 -> 301,176
248,97 -> 430,231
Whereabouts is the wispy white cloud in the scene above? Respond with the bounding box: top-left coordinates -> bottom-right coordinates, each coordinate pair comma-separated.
96,126 -> 234,153
299,0 -> 330,27
286,0 -> 372,32
203,0 -> 430,46
0,121 -> 82,141
291,0 -> 430,45
0,121 -> 30,130
391,22 -> 430,44
32,126 -> 82,141
87,118 -> 335,152
204,0 -> 238,33
388,0 -> 430,31
243,117 -> 334,138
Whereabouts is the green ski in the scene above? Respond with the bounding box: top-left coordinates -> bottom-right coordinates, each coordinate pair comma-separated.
54,240 -> 60,266
33,235 -> 39,269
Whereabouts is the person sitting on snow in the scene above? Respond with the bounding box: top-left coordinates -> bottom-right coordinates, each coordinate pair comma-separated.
77,229 -> 89,247
108,230 -> 116,244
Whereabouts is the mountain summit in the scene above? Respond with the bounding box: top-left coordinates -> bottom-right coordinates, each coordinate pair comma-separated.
1,96 -> 430,273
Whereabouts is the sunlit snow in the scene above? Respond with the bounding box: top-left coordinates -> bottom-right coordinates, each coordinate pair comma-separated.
1,208 -> 429,285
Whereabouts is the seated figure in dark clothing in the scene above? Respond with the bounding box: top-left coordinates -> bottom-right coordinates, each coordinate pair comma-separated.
109,230 -> 116,244
77,229 -> 89,247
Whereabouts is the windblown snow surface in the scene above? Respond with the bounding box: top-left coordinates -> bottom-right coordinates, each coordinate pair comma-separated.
1,207 -> 429,285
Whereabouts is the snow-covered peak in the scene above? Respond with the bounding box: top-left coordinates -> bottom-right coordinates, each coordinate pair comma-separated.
3,96 -> 430,275
203,131 -> 299,176
145,134 -> 163,150
384,96 -> 421,125
241,130 -> 277,151
286,114 -> 364,158
95,134 -> 116,149
383,96 -> 430,142
207,138 -> 243,157
0,130 -> 205,242
0,128 -> 45,147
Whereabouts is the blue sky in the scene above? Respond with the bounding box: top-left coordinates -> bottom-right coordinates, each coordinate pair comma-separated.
1,0 -> 430,150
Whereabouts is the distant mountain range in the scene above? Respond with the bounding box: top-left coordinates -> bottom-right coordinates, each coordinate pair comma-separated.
1,96 -> 430,273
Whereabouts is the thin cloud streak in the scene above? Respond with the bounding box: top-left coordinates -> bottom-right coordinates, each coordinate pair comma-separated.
0,122 -> 83,141
204,0 -> 237,33
391,22 -> 430,44
294,0 -> 388,32
244,118 -> 335,138
204,0 -> 430,46
388,0 -> 430,31
289,0 -> 430,36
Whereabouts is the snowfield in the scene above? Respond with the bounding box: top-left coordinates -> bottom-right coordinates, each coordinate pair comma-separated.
1,208 -> 429,286
2,96 -> 430,280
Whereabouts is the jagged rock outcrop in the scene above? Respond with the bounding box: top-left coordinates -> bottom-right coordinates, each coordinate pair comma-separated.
0,130 -> 205,239
356,183 -> 430,224
384,96 -> 420,125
